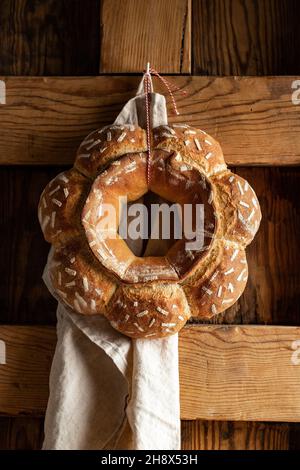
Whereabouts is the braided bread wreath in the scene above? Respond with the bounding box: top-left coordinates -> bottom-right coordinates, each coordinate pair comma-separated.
38,123 -> 261,339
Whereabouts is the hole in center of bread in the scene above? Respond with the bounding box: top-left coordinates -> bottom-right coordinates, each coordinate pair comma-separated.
82,151 -> 217,283
118,191 -> 178,257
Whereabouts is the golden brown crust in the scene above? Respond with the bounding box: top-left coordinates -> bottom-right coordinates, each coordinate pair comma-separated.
106,283 -> 191,338
153,124 -> 227,177
38,122 -> 261,339
82,152 -> 148,281
183,242 -> 248,318
38,168 -> 90,246
74,124 -> 147,178
125,257 -> 178,283
49,239 -> 116,314
212,172 -> 261,247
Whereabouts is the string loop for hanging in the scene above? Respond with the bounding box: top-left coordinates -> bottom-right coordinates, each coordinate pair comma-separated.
148,66 -> 187,116
143,63 -> 152,185
143,63 -> 187,185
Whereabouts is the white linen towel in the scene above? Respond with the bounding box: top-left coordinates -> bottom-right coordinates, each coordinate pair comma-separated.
42,75 -> 181,450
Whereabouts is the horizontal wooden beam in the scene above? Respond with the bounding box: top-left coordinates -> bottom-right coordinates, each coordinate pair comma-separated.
0,326 -> 54,417
180,325 -> 300,422
0,325 -> 300,421
0,76 -> 299,165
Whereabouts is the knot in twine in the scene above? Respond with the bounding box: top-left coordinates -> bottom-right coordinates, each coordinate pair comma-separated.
142,63 -> 187,184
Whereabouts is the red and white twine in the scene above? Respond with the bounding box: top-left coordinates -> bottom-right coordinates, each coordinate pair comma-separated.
143,64 -> 186,184
143,65 -> 152,184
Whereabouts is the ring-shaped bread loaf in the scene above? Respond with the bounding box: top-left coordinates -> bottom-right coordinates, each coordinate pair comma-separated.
38,123 -> 261,338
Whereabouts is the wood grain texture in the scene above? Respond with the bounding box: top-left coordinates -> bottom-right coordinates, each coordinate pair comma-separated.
0,417 -> 291,449
100,0 -> 191,73
181,420 -> 290,450
0,0 -> 100,75
0,326 -> 55,417
289,423 -> 300,450
1,167 -> 299,326
0,167 -> 60,324
0,417 -> 44,450
179,325 -> 300,421
1,325 -> 300,421
195,167 -> 300,326
192,0 -> 300,443
1,76 -> 300,165
193,0 -> 300,75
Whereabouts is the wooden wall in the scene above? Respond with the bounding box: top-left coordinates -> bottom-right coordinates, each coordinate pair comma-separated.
0,0 -> 299,449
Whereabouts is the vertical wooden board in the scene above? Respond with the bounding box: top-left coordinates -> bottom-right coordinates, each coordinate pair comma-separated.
0,0 -> 99,450
0,326 -> 55,417
0,418 -> 44,450
191,0 -> 300,451
289,423 -> 300,450
192,0 -> 300,75
100,0 -> 191,73
192,167 -> 300,326
2,166 -> 300,325
0,167 -> 60,324
0,418 -> 292,450
181,421 -> 290,450
238,167 -> 300,326
0,0 -> 100,75
0,419 -> 293,450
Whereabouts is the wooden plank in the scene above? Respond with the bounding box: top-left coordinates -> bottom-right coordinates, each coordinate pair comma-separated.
0,0 -> 100,76
0,417 -> 291,450
0,326 -> 54,416
0,417 -> 44,450
1,166 -> 299,326
190,0 -> 300,450
289,423 -> 300,450
179,325 -> 300,421
181,420 -> 289,450
100,0 -> 191,73
197,167 -> 300,326
193,0 -> 300,75
0,167 -> 59,324
1,325 -> 300,421
235,167 -> 300,326
0,76 -> 300,166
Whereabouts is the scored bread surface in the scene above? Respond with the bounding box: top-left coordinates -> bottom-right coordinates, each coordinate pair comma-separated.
38,123 -> 261,338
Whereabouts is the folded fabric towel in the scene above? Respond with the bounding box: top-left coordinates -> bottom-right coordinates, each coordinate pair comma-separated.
42,76 -> 181,450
